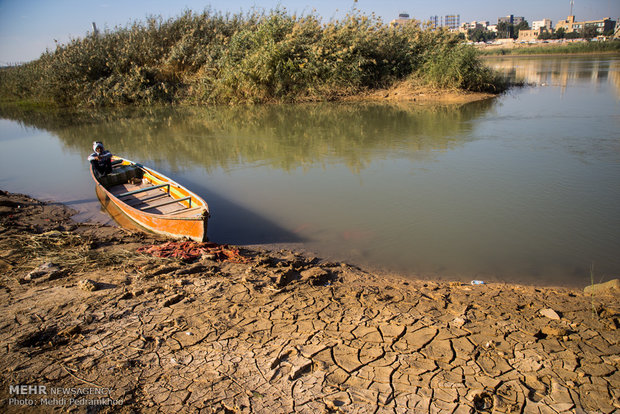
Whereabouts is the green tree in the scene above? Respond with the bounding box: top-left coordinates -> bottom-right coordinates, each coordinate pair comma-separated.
582,26 -> 598,39
496,21 -> 512,39
468,28 -> 496,42
514,21 -> 530,39
538,30 -> 552,40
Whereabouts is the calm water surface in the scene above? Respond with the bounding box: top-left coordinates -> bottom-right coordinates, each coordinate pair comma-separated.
1,55 -> 619,286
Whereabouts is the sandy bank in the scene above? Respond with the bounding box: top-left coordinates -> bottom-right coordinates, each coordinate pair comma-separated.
0,190 -> 618,413
346,82 -> 496,105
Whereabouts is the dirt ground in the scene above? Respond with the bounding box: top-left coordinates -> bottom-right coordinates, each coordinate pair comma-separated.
346,82 -> 495,105
0,190 -> 618,413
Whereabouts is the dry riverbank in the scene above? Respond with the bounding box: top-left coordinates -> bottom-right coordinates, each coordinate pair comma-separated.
346,82 -> 496,105
0,190 -> 618,413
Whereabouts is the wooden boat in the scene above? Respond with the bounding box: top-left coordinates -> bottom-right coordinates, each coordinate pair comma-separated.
91,156 -> 210,242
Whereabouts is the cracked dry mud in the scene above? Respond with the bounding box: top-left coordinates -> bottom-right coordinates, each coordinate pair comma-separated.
0,191 -> 618,413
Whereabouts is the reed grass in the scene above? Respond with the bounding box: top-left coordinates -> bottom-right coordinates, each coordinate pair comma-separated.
0,9 -> 507,107
417,43 -> 507,92
480,40 -> 620,56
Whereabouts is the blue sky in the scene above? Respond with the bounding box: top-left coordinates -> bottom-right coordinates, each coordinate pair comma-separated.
1,0 -> 618,64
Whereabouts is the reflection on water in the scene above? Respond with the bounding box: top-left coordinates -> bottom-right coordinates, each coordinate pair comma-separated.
486,55 -> 620,98
1,55 -> 619,287
0,101 -> 493,174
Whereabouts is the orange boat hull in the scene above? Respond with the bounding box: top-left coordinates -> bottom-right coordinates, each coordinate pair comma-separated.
92,157 -> 209,242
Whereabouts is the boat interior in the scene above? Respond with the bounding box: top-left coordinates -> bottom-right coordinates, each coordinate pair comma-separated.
98,160 -> 202,216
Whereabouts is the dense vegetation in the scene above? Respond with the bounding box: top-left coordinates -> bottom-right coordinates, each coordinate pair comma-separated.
480,39 -> 620,56
0,9 -> 506,107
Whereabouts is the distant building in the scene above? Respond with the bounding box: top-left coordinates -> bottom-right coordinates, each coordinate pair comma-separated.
460,21 -> 490,34
555,15 -> 616,34
498,15 -> 525,25
390,13 -> 412,27
429,15 -> 442,27
463,21 -> 489,30
444,14 -> 460,31
428,13 -> 459,30
532,19 -> 552,31
518,29 -> 542,41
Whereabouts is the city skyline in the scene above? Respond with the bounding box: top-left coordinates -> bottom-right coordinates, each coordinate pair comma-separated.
1,0 -> 619,65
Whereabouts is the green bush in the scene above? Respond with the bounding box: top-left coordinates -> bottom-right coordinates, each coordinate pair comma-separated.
419,43 -> 507,92
0,9 -> 506,107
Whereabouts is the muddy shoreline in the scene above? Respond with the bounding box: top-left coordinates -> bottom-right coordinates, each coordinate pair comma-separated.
0,190 -> 618,413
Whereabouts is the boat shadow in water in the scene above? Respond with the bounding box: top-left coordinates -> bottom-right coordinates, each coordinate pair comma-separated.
175,177 -> 304,245
96,178 -> 303,245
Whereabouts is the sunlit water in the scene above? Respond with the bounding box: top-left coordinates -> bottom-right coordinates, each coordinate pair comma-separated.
1,55 -> 619,287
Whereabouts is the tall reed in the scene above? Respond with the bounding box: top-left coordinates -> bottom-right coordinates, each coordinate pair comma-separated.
0,9 -> 507,107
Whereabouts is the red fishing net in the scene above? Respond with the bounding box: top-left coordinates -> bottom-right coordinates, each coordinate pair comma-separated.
138,241 -> 249,263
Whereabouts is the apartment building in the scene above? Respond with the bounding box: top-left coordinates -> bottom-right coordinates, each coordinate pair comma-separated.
517,29 -> 542,41
444,14 -> 460,30
462,21 -> 489,30
556,15 -> 616,34
532,19 -> 552,31
390,13 -> 412,27
498,15 -> 525,25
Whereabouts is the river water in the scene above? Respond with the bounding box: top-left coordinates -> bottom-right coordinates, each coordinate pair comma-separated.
1,55 -> 619,287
